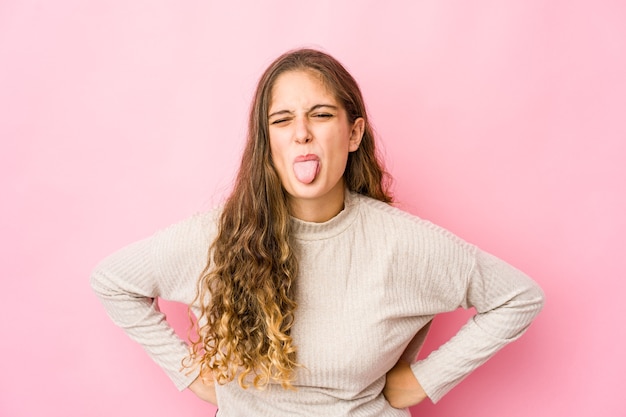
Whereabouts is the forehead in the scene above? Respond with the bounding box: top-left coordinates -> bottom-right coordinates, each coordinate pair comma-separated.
269,70 -> 338,109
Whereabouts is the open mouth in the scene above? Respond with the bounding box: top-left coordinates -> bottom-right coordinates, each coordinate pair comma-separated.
293,154 -> 320,184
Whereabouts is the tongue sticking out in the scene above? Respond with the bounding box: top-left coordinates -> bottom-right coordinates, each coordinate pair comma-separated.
293,160 -> 319,184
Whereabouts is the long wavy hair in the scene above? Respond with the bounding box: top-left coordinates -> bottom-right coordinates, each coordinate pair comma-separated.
187,48 -> 393,389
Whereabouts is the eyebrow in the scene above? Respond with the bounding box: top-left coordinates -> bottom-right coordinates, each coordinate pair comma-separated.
268,104 -> 339,119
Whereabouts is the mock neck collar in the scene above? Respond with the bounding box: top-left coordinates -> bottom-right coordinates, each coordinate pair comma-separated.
289,191 -> 360,241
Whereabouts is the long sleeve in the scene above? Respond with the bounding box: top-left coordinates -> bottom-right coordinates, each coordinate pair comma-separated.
411,248 -> 545,403
90,212 -> 216,390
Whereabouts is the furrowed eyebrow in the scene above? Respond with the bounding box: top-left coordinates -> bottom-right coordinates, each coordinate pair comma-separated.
268,104 -> 339,119
268,110 -> 292,119
309,104 -> 339,112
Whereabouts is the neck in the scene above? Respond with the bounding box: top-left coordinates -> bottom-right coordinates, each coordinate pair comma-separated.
288,183 -> 345,223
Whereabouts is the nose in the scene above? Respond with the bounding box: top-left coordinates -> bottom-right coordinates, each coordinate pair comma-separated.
294,116 -> 312,144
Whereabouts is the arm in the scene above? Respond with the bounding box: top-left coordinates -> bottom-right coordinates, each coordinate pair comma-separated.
90,213 -> 214,391
410,249 -> 545,403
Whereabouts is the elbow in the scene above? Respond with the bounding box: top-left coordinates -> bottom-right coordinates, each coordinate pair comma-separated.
527,281 -> 546,319
509,282 -> 545,338
512,281 -> 545,325
90,261 -> 113,299
481,281 -> 546,341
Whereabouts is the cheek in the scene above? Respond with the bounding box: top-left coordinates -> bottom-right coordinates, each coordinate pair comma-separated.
328,128 -> 352,155
268,136 -> 288,173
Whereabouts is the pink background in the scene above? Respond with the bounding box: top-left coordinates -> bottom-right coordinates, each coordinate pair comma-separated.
2,1 -> 625,416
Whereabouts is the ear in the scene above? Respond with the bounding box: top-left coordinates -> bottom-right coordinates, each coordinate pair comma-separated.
348,117 -> 365,152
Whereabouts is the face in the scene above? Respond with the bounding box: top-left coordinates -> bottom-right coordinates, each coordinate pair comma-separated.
268,70 -> 364,221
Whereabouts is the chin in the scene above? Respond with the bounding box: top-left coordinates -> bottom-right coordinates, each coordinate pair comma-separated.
284,181 -> 319,196
293,182 -> 343,200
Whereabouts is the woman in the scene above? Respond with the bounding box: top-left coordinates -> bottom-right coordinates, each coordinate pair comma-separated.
91,48 -> 544,416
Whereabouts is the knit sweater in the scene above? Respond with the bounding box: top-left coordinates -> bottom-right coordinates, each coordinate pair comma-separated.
91,191 -> 544,416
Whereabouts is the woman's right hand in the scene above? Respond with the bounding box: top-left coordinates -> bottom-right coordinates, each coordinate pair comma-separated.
188,375 -> 218,405
383,360 -> 428,409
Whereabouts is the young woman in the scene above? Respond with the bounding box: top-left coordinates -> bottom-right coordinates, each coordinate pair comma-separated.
91,48 -> 544,416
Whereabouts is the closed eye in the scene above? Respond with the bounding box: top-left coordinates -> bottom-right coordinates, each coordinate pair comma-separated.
270,117 -> 291,125
312,113 -> 334,119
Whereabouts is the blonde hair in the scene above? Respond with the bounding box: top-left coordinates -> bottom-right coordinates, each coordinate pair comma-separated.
187,48 -> 392,389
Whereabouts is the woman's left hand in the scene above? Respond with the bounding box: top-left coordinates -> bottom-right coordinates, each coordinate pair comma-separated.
383,360 -> 428,409
188,375 -> 218,405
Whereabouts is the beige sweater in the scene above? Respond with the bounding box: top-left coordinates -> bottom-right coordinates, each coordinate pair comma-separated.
91,191 -> 544,416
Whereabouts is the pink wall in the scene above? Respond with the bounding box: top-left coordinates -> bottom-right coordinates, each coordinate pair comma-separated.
1,1 -> 624,416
